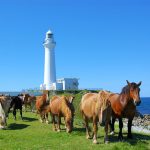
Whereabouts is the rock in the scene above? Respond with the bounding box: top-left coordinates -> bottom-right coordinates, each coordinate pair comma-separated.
122,112 -> 150,133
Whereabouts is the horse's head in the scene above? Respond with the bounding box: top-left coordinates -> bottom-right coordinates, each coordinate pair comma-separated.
126,80 -> 142,106
98,91 -> 112,126
62,96 -> 74,133
67,95 -> 75,104
65,117 -> 73,133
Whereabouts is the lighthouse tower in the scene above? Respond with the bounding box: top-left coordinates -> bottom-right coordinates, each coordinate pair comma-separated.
40,29 -> 79,91
41,30 -> 56,90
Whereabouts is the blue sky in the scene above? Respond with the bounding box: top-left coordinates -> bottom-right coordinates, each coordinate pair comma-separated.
0,0 -> 150,96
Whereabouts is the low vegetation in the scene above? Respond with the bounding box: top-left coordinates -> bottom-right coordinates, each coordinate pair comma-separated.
0,91 -> 150,150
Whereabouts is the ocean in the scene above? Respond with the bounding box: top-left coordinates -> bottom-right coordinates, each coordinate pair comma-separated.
0,92 -> 149,115
137,97 -> 150,115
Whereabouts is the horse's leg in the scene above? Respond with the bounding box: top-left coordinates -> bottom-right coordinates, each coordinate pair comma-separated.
51,114 -> 56,131
127,119 -> 133,139
83,116 -> 90,139
118,118 -> 123,141
64,117 -> 67,129
57,115 -> 61,132
31,101 -> 34,112
30,103 -> 32,112
31,101 -> 35,113
20,108 -> 23,120
104,121 -> 109,144
39,112 -> 44,123
110,118 -> 116,135
13,109 -> 16,120
93,117 -> 98,144
71,113 -> 74,129
50,112 -> 54,123
45,113 -> 49,124
25,104 -> 27,112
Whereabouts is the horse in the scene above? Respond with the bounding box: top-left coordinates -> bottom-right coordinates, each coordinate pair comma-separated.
35,94 -> 50,123
0,95 -> 12,129
49,95 -> 75,133
109,80 -> 141,140
80,90 -> 112,144
8,95 -> 23,120
23,94 -> 36,112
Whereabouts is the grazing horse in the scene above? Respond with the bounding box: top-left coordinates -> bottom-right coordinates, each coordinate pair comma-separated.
8,96 -> 23,120
35,94 -> 49,123
49,95 -> 75,133
0,95 -> 12,129
109,80 -> 141,140
23,94 -> 36,112
80,90 -> 112,144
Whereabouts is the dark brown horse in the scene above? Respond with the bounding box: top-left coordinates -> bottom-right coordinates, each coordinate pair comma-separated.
23,94 -> 36,112
80,90 -> 112,144
8,95 -> 23,120
49,95 -> 75,133
109,80 -> 141,140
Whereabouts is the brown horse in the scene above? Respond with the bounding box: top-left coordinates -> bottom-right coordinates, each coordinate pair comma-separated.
0,95 -> 12,129
80,90 -> 112,144
49,95 -> 75,133
35,94 -> 50,123
23,94 -> 36,112
109,80 -> 141,140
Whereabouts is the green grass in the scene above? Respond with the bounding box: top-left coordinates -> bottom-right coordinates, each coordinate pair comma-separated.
0,112 -> 150,150
0,91 -> 150,150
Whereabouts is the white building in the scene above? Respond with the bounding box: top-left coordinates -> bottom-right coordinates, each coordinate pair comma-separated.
40,30 -> 79,90
56,78 -> 79,90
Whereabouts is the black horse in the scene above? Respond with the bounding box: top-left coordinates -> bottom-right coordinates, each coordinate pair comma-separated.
8,95 -> 23,120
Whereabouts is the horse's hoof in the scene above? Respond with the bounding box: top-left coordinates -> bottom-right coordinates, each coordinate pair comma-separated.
93,140 -> 98,144
53,128 -> 57,131
46,120 -> 49,124
127,134 -> 133,139
57,129 -> 61,132
104,140 -> 109,144
110,131 -> 115,135
104,138 -> 109,144
40,119 -> 44,123
118,137 -> 124,141
66,130 -> 71,133
86,135 -> 91,139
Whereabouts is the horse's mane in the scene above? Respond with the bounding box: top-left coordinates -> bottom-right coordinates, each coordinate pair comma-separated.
120,85 -> 130,95
98,91 -> 111,111
61,96 -> 72,119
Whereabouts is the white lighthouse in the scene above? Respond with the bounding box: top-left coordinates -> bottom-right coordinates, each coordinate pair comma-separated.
40,29 -> 79,91
40,30 -> 56,90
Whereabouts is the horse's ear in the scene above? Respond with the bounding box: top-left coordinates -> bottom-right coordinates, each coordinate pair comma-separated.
126,80 -> 131,86
137,81 -> 142,87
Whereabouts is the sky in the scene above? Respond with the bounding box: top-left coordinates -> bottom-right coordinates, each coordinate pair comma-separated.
0,0 -> 150,96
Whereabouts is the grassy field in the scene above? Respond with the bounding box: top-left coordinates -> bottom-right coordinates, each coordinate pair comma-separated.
0,91 -> 150,150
